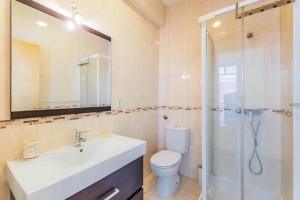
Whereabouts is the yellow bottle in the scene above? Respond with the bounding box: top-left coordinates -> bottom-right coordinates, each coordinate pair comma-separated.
99,130 -> 111,138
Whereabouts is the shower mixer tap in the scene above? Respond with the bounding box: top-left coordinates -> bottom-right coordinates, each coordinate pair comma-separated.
234,108 -> 264,175
234,108 -> 266,115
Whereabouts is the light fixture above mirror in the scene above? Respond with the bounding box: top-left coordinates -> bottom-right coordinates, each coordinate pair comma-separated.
70,0 -> 84,24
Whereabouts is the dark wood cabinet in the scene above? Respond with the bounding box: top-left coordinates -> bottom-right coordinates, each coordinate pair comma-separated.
67,157 -> 143,200
11,157 -> 143,200
129,189 -> 143,200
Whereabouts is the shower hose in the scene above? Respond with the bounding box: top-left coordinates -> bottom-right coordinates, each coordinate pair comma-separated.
248,114 -> 263,176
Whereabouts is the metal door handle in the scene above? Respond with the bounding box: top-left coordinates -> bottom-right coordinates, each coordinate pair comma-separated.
211,107 -> 223,112
290,103 -> 300,107
211,107 -> 234,112
98,188 -> 120,200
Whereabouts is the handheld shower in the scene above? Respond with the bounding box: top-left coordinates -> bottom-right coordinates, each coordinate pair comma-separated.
247,110 -> 263,176
235,108 -> 264,175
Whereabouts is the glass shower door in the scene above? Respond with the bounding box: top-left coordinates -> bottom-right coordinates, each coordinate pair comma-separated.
203,10 -> 244,200
242,2 -> 293,200
202,1 -> 294,200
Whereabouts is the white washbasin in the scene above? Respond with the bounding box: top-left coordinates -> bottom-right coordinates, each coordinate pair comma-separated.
6,134 -> 146,200
49,138 -> 105,165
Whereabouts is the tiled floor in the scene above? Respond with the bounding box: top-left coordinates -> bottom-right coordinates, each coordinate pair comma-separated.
144,174 -> 201,200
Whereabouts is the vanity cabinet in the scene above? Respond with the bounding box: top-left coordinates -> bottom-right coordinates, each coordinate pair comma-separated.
10,157 -> 143,200
67,157 -> 143,200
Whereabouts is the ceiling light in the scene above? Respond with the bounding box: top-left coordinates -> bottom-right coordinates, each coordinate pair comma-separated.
36,21 -> 47,27
212,21 -> 222,28
74,14 -> 84,24
66,20 -> 76,30
71,0 -> 84,24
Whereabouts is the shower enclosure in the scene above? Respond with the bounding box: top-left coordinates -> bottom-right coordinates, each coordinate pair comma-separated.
201,0 -> 295,199
79,54 -> 111,107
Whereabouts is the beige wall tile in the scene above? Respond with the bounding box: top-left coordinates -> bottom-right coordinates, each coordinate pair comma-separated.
159,25 -> 169,48
168,44 -> 189,76
168,76 -> 189,107
0,0 -> 10,121
189,73 -> 201,107
159,77 -> 169,106
0,0 -> 11,121
189,40 -> 201,75
0,37 -> 10,121
159,47 -> 169,77
0,0 -> 10,38
168,0 -> 189,45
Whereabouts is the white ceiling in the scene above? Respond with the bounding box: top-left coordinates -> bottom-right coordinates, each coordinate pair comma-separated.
162,0 -> 177,6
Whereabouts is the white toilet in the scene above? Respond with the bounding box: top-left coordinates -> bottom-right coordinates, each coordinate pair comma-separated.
150,126 -> 190,197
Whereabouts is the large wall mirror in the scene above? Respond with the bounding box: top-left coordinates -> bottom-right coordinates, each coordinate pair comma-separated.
11,0 -> 112,119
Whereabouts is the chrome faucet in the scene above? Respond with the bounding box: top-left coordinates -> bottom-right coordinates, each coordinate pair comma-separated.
74,129 -> 88,147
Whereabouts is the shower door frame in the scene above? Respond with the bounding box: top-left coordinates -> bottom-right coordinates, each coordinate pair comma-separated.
293,1 -> 300,200
78,54 -> 101,107
199,0 -> 300,199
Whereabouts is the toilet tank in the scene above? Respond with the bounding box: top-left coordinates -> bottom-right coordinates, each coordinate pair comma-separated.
166,125 -> 190,154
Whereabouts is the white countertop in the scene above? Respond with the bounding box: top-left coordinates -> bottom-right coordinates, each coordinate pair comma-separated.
6,134 -> 146,200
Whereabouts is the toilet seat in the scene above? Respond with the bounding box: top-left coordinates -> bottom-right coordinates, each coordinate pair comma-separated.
150,150 -> 182,168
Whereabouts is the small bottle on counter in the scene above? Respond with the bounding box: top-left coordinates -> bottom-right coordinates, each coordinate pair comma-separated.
23,139 -> 40,159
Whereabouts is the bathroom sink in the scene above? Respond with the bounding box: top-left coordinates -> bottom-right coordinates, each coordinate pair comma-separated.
49,138 -> 105,165
51,137 -> 134,165
6,134 -> 146,200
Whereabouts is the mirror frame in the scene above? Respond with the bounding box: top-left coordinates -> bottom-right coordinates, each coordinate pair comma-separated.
10,0 -> 112,119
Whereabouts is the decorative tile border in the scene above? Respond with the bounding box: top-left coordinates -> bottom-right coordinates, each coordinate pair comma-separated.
0,106 -> 202,129
210,107 -> 293,118
1,105 -> 295,127
0,105 -> 292,130
0,106 -> 163,129
272,109 -> 293,118
161,106 -> 202,111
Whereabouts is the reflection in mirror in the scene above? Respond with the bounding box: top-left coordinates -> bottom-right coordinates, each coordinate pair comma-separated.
11,0 -> 111,115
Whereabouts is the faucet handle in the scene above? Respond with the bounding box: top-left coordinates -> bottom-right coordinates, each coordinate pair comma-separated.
74,129 -> 88,147
75,130 -> 89,142
75,129 -> 89,135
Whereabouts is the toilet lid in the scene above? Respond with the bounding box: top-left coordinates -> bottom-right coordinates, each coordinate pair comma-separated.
151,150 -> 181,168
